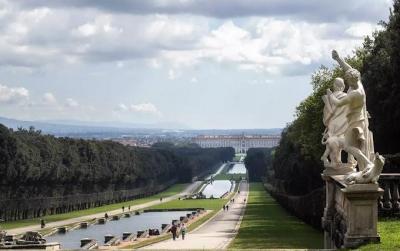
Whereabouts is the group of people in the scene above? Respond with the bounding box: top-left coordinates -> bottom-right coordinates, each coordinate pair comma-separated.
168,222 -> 187,241
121,205 -> 131,212
223,193 -> 240,211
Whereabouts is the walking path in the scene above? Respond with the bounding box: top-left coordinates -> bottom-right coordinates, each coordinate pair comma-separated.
142,181 -> 249,250
7,182 -> 201,236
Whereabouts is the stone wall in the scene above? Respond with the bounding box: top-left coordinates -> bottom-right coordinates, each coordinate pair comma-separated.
0,179 -> 177,221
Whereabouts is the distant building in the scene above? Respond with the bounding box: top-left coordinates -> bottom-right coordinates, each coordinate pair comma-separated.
192,134 -> 281,153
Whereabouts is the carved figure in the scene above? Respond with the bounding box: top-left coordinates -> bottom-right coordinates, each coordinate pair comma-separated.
321,78 -> 348,167
321,50 -> 384,184
345,153 -> 385,184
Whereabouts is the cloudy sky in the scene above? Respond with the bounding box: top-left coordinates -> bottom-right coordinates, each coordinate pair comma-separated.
0,0 -> 392,129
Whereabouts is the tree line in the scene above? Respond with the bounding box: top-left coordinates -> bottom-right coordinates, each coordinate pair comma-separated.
0,124 -> 234,200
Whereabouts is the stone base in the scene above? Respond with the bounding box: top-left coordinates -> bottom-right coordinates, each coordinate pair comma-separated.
322,174 -> 383,249
344,235 -> 380,248
323,163 -> 355,176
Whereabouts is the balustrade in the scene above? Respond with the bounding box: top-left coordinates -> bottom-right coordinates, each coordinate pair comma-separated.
378,173 -> 400,216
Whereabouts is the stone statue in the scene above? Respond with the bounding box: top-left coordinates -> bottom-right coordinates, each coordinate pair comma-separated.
346,152 -> 385,184
321,77 -> 349,167
321,50 -> 384,184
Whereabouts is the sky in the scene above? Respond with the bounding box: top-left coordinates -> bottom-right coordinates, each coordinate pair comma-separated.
0,0 -> 392,129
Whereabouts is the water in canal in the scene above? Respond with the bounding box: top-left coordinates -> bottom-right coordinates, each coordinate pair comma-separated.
201,180 -> 232,198
45,211 -> 191,249
228,163 -> 247,174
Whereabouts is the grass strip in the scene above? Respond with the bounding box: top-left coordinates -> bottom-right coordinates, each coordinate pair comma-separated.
229,182 -> 323,249
358,218 -> 400,250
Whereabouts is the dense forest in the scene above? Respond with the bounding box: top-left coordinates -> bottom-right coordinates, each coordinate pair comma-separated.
0,124 -> 234,220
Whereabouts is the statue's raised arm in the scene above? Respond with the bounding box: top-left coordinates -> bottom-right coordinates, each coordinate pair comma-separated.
332,50 -> 352,72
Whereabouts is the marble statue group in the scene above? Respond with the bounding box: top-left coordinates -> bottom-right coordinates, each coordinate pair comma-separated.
321,50 -> 384,184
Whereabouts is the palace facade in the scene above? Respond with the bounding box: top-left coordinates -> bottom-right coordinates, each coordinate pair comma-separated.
192,134 -> 281,153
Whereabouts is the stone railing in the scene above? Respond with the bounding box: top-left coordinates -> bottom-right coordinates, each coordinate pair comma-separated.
378,173 -> 400,216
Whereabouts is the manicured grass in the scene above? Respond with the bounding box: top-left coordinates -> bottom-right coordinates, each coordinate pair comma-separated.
1,183 -> 188,230
359,218 -> 400,250
213,173 -> 246,181
229,183 -> 323,249
149,198 -> 228,211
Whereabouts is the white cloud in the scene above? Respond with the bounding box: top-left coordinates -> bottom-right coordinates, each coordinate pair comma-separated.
116,102 -> 161,116
65,98 -> 79,107
345,22 -> 379,38
75,15 -> 122,38
0,0 -> 383,76
158,19 -> 375,75
116,103 -> 128,111
0,84 -> 29,104
130,102 -> 160,115
168,69 -> 176,80
190,77 -> 198,83
77,23 -> 97,37
42,92 -> 57,104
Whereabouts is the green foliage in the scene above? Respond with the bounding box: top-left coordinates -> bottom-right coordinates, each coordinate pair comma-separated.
244,148 -> 274,182
0,124 -> 234,197
229,183 -> 323,249
362,0 -> 400,154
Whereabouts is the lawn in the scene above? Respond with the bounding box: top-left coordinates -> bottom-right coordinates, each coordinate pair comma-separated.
359,218 -> 400,250
149,198 -> 228,211
229,182 -> 323,249
213,173 -> 246,181
1,183 -> 188,230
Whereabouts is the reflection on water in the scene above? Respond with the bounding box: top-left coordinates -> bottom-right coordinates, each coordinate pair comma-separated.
45,211 -> 190,249
228,163 -> 247,174
201,180 -> 232,198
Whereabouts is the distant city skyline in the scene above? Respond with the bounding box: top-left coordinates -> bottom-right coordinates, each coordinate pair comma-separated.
0,0 -> 392,129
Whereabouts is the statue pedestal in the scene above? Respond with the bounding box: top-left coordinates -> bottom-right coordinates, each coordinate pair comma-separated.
322,174 -> 383,249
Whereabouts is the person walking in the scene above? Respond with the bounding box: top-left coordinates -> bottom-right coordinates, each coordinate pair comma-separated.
226,205 -> 229,211
223,205 -> 226,211
40,219 -> 45,229
122,206 -> 125,212
180,223 -> 187,240
168,224 -> 178,241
